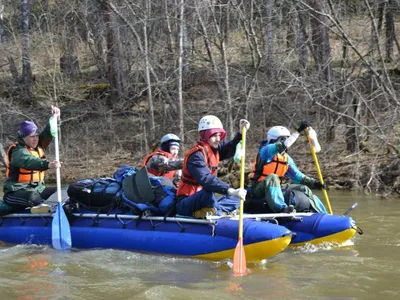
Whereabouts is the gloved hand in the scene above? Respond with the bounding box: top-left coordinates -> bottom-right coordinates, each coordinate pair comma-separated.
48,160 -> 61,169
313,180 -> 328,190
51,105 -> 61,120
296,120 -> 309,133
239,119 -> 250,131
281,205 -> 296,213
228,188 -> 247,200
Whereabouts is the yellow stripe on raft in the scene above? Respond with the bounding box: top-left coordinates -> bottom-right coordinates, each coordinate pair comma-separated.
194,235 -> 292,262
290,228 -> 357,247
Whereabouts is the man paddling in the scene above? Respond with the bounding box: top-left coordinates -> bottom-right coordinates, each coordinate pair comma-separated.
248,122 -> 327,213
176,115 -> 250,218
3,106 -> 61,210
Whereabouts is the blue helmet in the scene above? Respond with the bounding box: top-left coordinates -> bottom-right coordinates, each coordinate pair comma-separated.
160,133 -> 181,145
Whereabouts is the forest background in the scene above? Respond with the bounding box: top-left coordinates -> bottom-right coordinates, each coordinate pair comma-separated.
0,0 -> 399,197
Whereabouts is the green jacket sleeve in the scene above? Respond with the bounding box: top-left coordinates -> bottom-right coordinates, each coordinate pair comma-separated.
10,145 -> 50,171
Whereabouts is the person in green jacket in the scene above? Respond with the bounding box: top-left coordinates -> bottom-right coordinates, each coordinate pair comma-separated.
3,106 -> 61,209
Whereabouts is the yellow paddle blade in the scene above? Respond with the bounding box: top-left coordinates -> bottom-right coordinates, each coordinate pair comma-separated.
233,238 -> 247,276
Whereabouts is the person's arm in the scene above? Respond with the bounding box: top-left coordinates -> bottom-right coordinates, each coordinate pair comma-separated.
39,105 -> 61,150
219,119 -> 251,160
259,142 -> 286,162
219,132 -> 242,160
167,157 -> 184,170
38,121 -> 53,150
187,151 -> 230,194
146,155 -> 183,174
10,146 -> 50,171
285,155 -> 318,189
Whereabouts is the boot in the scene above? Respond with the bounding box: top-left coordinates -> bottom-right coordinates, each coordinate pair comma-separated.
30,204 -> 51,214
193,207 -> 217,219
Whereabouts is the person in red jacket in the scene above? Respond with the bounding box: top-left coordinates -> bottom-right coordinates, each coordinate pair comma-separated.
176,115 -> 250,218
142,133 -> 183,186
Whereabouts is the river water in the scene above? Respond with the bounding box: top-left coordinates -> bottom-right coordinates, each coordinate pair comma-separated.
0,188 -> 399,300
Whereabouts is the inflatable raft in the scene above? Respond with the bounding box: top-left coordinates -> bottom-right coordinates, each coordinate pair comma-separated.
0,207 -> 292,262
214,212 -> 359,246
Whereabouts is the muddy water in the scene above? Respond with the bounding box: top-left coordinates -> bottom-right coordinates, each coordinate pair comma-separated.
0,188 -> 399,300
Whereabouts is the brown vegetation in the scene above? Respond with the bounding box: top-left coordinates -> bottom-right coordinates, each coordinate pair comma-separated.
0,0 -> 399,197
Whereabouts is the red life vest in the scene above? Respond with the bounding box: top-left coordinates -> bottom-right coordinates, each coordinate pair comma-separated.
177,141 -> 219,197
142,149 -> 177,180
6,142 -> 46,183
250,152 -> 289,182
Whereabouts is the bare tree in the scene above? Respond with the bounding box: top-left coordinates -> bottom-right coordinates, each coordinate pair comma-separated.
60,10 -> 80,78
20,0 -> 33,100
100,0 -> 124,104
177,0 -> 185,141
0,0 -> 4,43
265,0 -> 275,70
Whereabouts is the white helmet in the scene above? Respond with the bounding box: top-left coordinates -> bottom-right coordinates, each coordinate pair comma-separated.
198,115 -> 224,132
267,126 -> 291,143
160,133 -> 181,145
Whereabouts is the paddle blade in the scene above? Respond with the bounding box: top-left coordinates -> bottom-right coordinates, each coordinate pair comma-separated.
52,202 -> 72,250
233,238 -> 247,276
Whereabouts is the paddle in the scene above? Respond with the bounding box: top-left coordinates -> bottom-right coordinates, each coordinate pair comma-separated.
233,126 -> 247,276
305,127 -> 333,214
50,115 -> 72,250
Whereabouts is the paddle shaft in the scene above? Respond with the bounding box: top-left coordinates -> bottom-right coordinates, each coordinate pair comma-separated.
238,128 -> 246,239
305,128 -> 333,214
51,114 -> 72,250
54,121 -> 62,204
233,126 -> 247,276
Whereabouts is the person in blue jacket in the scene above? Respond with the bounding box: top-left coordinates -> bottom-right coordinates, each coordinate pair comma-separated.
249,122 -> 327,213
176,115 -> 250,218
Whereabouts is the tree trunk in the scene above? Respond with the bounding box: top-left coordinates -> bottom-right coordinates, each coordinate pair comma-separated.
211,3 -> 234,138
144,0 -> 155,141
87,0 -> 107,78
101,0 -> 124,105
20,0 -> 32,101
60,12 -> 80,78
7,56 -> 19,85
177,0 -> 185,142
0,1 -> 4,43
385,0 -> 395,61
266,0 -> 275,70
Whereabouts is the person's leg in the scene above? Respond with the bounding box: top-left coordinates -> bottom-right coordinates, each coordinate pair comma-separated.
3,190 -> 44,209
40,187 -> 57,200
216,195 -> 240,214
285,184 -> 327,213
254,174 -> 289,213
176,190 -> 217,217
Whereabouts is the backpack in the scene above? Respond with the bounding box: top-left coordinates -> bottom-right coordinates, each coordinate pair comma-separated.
283,188 -> 327,213
113,165 -> 137,183
116,166 -> 177,216
67,177 -> 122,213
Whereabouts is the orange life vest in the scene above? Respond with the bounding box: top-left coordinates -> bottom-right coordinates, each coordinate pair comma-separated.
6,142 -> 46,183
250,152 -> 289,182
142,149 -> 177,180
176,141 -> 220,197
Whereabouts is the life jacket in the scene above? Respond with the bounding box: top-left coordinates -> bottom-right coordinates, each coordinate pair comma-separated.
177,141 -> 220,197
142,149 -> 177,180
6,142 -> 46,183
250,143 -> 289,182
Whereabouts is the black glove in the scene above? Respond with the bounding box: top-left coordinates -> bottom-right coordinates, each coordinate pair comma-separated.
313,180 -> 328,190
297,120 -> 309,133
281,205 -> 296,213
